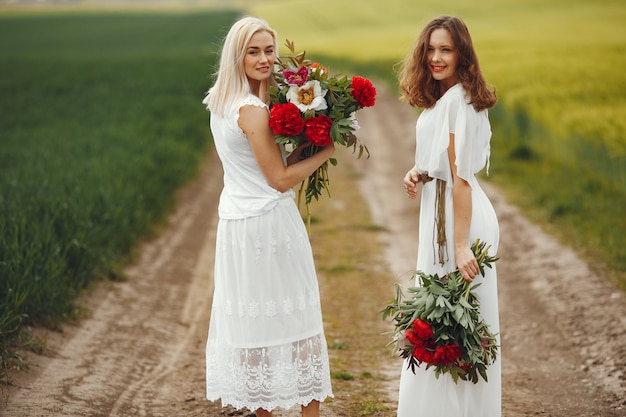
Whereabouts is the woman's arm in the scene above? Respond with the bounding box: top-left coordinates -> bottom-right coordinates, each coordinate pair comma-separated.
239,104 -> 335,192
448,133 -> 480,282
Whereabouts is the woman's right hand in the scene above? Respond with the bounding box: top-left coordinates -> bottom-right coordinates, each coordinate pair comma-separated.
403,167 -> 420,199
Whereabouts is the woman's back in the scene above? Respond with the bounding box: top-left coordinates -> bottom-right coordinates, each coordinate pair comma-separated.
208,93 -> 294,220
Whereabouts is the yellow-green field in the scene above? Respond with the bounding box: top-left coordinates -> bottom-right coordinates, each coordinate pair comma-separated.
249,0 -> 626,286
251,0 -> 626,156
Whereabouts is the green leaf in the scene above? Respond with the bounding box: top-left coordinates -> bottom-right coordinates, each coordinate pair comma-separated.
479,365 -> 489,382
453,304 -> 464,322
425,293 -> 435,312
458,297 -> 474,310
428,283 -> 449,297
459,313 -> 469,328
436,295 -> 446,308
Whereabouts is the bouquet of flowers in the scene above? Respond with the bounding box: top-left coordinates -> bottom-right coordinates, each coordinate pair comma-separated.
269,40 -> 376,229
381,240 -> 500,383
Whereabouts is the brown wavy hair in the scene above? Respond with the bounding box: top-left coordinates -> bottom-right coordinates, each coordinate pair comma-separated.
398,16 -> 496,111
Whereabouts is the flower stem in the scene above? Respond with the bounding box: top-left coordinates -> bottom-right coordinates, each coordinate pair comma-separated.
306,202 -> 311,233
323,163 -> 332,198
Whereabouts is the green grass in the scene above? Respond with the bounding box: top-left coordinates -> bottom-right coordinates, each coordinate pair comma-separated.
251,0 -> 626,287
0,9 -> 242,377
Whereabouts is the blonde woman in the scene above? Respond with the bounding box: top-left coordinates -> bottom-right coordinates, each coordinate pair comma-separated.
202,16 -> 334,417
399,16 -> 501,416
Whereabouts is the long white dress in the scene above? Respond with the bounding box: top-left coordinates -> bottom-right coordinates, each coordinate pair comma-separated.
203,93 -> 333,412
397,84 -> 501,417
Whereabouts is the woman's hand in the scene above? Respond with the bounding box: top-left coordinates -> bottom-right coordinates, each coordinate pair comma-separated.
403,167 -> 420,199
455,244 -> 480,282
286,141 -> 335,166
286,141 -> 312,166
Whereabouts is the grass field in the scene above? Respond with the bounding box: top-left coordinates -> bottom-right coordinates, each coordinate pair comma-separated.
0,8 -> 241,376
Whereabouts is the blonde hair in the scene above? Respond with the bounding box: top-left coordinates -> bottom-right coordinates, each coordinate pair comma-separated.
205,16 -> 277,116
398,16 -> 496,111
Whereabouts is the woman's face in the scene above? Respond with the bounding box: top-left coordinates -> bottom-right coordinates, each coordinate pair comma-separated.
244,30 -> 275,86
426,28 -> 459,90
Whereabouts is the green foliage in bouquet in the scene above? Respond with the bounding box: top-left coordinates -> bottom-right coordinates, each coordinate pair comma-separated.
381,240 -> 499,383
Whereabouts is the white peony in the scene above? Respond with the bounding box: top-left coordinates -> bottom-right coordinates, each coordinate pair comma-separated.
286,80 -> 328,112
348,112 -> 360,130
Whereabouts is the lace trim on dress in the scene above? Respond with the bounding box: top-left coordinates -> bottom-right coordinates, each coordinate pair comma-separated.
235,95 -> 269,136
221,288 -> 319,319
218,227 -> 307,264
206,334 -> 333,411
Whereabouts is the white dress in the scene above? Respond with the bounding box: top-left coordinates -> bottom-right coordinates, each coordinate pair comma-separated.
203,93 -> 333,412
397,84 -> 501,417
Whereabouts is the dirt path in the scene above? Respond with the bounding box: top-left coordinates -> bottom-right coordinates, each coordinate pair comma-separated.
3,86 -> 625,417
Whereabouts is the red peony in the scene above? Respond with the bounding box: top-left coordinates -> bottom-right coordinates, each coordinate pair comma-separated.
269,102 -> 305,136
304,115 -> 333,146
350,76 -> 376,107
411,319 -> 434,341
405,329 -> 421,346
433,343 -> 463,366
412,342 -> 435,364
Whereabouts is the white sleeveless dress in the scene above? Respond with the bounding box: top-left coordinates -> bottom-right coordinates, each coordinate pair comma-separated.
397,84 -> 501,417
203,93 -> 333,412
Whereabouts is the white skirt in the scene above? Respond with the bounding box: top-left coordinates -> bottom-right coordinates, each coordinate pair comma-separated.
206,197 -> 333,411
397,179 -> 501,417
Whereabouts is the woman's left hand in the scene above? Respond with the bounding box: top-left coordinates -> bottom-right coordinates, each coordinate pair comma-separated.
455,245 -> 480,282
403,167 -> 420,199
286,141 -> 313,166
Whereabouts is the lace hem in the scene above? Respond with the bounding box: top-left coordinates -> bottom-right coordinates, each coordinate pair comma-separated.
206,335 -> 333,412
209,391 -> 334,413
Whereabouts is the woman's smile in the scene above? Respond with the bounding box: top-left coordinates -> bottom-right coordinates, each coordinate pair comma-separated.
426,28 -> 459,89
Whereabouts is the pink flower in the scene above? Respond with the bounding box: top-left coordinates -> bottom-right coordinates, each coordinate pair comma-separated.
482,337 -> 490,349
283,66 -> 309,86
396,331 -> 412,350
